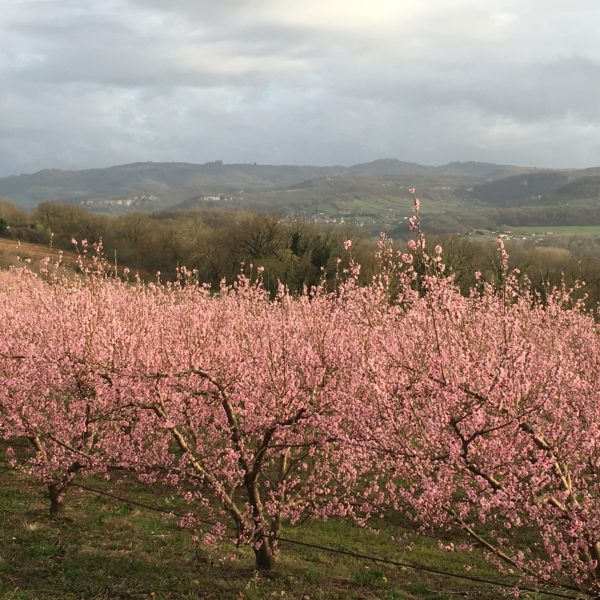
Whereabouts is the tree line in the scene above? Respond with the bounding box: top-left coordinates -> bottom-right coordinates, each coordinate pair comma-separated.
4,198 -> 600,306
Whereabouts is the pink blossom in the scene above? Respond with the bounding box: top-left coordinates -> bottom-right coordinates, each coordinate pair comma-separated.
2,220 -> 599,589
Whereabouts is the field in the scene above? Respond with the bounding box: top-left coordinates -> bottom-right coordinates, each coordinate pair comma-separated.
0,237 -> 77,272
0,457 -> 550,600
508,225 -> 600,236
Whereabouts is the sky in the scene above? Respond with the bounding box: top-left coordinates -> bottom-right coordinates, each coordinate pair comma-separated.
1,0 -> 600,176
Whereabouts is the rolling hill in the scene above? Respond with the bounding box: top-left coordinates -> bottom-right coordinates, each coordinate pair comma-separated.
3,159 -> 600,233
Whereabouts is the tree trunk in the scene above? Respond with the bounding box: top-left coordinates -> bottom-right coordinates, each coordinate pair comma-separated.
592,541 -> 600,583
47,482 -> 65,514
253,536 -> 275,570
46,462 -> 81,514
245,476 -> 276,570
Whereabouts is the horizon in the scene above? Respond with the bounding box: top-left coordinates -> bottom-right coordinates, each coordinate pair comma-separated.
0,156 -> 590,180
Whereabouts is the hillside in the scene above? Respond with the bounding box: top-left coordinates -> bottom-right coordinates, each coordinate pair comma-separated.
0,159 -> 519,216
3,159 -> 600,233
0,237 -> 78,271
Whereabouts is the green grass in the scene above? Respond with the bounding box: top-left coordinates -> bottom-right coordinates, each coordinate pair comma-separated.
508,225 -> 600,235
0,461 -> 555,600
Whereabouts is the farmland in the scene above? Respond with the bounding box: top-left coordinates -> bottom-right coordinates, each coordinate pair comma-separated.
0,458 -> 520,600
4,0 -> 600,596
508,226 -> 600,236
1,198 -> 599,599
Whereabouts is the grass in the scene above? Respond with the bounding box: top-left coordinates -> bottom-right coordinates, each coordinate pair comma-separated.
0,237 -> 79,272
508,225 -> 600,235
0,457 -> 559,600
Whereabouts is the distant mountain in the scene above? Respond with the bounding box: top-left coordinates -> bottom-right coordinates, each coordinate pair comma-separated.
464,168 -> 600,206
3,159 -> 600,232
347,158 -> 433,176
437,161 -> 535,179
0,159 -> 518,212
466,171 -> 572,206
0,162 -> 348,210
556,175 -> 600,199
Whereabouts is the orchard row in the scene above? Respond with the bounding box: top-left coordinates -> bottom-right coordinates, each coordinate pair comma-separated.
1,201 -> 599,596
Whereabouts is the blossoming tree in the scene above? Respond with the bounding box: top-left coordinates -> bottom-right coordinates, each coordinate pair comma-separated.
347,194 -> 600,595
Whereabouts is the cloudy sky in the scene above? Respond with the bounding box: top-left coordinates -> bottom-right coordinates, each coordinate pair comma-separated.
2,0 -> 600,176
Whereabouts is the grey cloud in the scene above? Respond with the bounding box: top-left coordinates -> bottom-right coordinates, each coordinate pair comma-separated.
2,0 -> 600,176
327,57 -> 600,122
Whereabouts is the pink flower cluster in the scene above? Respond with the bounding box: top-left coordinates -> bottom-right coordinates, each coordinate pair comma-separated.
0,227 -> 599,592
